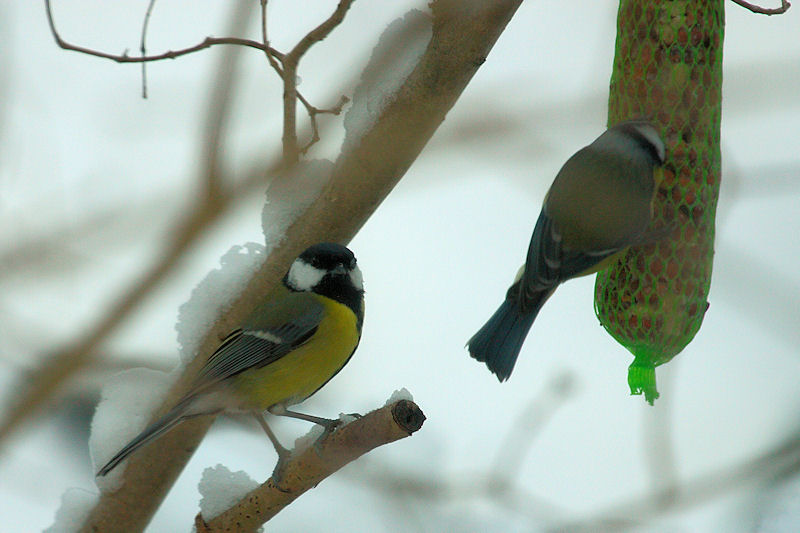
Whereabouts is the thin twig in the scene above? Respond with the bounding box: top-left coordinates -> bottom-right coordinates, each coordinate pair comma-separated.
46,0 -> 344,159
260,1 -> 286,82
260,0 -> 284,70
283,0 -> 356,66
139,0 -> 157,98
44,0 -> 283,63
297,93 -> 350,155
730,0 -> 791,14
279,0 -> 355,164
259,0 -> 348,156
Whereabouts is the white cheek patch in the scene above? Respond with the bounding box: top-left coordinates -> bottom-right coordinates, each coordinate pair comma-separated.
349,265 -> 364,291
634,123 -> 665,163
249,330 -> 283,344
286,259 -> 326,291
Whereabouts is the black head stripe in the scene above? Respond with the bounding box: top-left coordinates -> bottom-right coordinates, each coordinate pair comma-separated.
298,242 -> 356,270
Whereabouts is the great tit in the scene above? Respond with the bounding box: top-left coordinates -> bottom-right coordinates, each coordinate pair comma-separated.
97,242 -> 365,477
467,120 -> 665,381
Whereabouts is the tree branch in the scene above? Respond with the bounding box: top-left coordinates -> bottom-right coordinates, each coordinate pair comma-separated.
730,0 -> 791,14
138,0 -> 158,98
0,2 -> 266,448
44,0 -> 282,62
297,93 -> 350,155
195,400 -> 425,532
45,0 -> 346,161
279,0 -> 355,165
79,1 -> 524,530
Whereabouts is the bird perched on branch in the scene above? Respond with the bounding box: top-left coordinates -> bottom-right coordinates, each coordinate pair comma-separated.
467,120 -> 665,381
97,242 -> 365,477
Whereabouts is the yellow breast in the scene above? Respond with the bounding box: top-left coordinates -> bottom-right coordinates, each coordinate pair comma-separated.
229,294 -> 360,410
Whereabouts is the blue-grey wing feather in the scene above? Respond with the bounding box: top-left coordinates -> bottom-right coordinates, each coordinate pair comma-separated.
198,299 -> 323,383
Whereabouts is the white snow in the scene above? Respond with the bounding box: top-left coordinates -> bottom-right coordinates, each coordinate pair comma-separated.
261,159 -> 333,252
385,387 -> 414,406
89,367 -> 176,491
198,464 -> 260,521
176,243 -> 267,363
342,9 -> 433,153
44,488 -> 98,533
337,412 -> 360,426
291,413 -> 358,455
291,423 -> 327,456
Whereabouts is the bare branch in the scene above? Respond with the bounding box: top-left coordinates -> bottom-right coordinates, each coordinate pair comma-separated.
45,0 -> 340,162
298,94 -> 350,155
195,400 -> 426,532
730,0 -> 791,14
260,0 -> 284,72
259,0 -> 347,156
44,0 -> 282,63
139,0 -> 158,98
280,0 -> 355,164
283,0 -> 355,66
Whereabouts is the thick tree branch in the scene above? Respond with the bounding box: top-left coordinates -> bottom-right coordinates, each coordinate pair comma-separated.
195,400 -> 425,532
79,1 -> 524,531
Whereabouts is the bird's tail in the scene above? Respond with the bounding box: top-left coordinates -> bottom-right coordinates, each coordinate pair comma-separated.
96,397 -> 197,477
467,290 -> 551,381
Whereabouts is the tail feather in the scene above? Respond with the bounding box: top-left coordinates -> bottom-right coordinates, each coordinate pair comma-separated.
96,398 -> 194,477
467,289 -> 552,381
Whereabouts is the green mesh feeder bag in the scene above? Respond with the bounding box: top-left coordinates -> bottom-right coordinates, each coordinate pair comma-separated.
594,0 -> 723,404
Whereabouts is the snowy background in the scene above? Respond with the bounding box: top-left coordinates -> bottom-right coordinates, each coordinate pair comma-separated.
1,1 -> 800,531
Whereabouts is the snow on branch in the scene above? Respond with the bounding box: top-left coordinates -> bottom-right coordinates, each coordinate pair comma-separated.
195,400 -> 426,532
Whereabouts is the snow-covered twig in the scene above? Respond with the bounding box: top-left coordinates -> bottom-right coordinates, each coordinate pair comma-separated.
195,400 -> 425,532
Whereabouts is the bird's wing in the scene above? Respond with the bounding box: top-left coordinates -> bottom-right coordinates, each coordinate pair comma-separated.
545,149 -> 653,250
520,211 -> 620,310
196,292 -> 324,384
